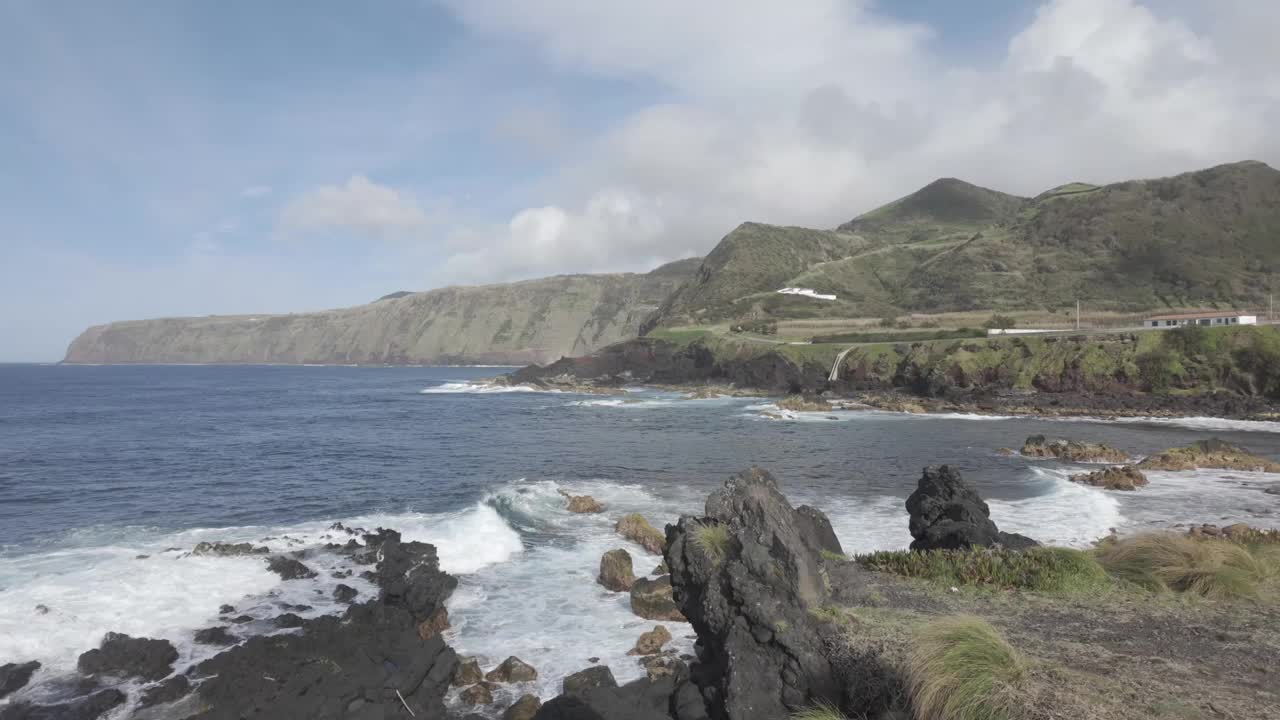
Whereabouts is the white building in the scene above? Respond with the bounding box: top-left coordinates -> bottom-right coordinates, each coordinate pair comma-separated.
777,287 -> 837,301
1146,312 -> 1257,328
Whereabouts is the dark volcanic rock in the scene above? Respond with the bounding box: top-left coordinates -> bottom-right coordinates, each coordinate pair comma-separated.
794,505 -> 844,556
665,467 -> 851,719
273,613 -> 306,628
190,529 -> 459,720
140,675 -> 192,708
0,688 -> 125,720
562,666 -> 617,697
504,693 -> 543,720
194,626 -> 237,646
534,675 -> 683,720
218,604 -> 236,614
265,556 -> 317,580
76,632 -> 177,681
333,583 -> 358,603
0,661 -> 40,700
905,465 -> 1039,551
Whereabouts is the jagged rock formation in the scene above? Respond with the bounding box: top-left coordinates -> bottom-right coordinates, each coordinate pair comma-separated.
664,467 -> 851,719
1070,465 -> 1149,491
906,465 -> 1039,551
1021,435 -> 1130,463
63,259 -> 699,365
1138,438 -> 1280,473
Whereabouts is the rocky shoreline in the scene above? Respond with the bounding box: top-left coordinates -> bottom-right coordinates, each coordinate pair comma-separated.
501,334 -> 1280,422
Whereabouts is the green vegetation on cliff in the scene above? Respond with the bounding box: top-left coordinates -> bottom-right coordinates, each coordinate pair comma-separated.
645,161 -> 1280,330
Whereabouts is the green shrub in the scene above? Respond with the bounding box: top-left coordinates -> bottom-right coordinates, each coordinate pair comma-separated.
856,546 -> 1109,593
1135,346 -> 1185,392
984,314 -> 1017,330
691,522 -> 731,564
907,616 -> 1027,720
1162,323 -> 1216,356
880,316 -> 899,328
1097,533 -> 1272,600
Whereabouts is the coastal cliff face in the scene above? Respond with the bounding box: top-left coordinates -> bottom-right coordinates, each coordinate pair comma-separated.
63,260 -> 698,365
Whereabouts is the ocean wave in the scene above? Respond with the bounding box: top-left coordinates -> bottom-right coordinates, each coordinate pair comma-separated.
987,467 -> 1124,547
419,381 -> 547,394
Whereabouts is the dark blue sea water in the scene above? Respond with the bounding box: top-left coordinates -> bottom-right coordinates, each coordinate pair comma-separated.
2,364 -> 1278,709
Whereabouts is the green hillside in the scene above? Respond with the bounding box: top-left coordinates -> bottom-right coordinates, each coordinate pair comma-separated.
644,161 -> 1280,330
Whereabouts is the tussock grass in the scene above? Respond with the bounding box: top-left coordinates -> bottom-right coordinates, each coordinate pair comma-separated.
691,522 -> 731,564
1097,533 -> 1274,600
790,702 -> 848,720
857,546 -> 1109,593
907,616 -> 1027,720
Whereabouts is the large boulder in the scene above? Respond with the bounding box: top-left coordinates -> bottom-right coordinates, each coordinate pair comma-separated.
665,467 -> 852,720
504,694 -> 543,720
615,514 -> 666,555
486,656 -> 539,683
453,657 -> 484,687
536,674 -> 680,720
598,549 -> 636,592
906,465 -> 1038,551
76,633 -> 177,681
193,626 -> 238,646
190,529 -> 459,719
139,675 -> 192,708
627,626 -> 672,656
566,495 -> 605,514
0,661 -> 40,700
629,576 -> 684,621
562,666 -> 617,697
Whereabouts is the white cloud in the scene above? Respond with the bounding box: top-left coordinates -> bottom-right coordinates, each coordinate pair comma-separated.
241,184 -> 273,198
278,175 -> 432,240
430,0 -> 1280,279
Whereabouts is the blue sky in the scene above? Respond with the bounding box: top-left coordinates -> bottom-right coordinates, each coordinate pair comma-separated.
2,0 -> 1278,361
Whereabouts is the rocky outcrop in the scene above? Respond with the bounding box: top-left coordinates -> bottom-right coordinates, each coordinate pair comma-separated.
775,395 -> 832,412
333,583 -> 359,603
630,577 -> 684,622
191,529 -> 459,719
139,675 -> 191,708
627,626 -> 673,656
453,658 -> 484,687
566,495 -> 605,514
505,694 -> 543,720
1187,523 -> 1280,543
64,259 -> 698,366
193,626 -> 237,646
536,669 -> 688,720
76,633 -> 177,682
599,549 -> 637,592
461,682 -> 497,705
266,555 -> 317,580
562,666 -> 618,697
486,656 -> 539,683
1021,435 -> 1130,463
0,688 -> 125,720
0,662 -> 40,700
617,514 -> 668,555
1139,438 -> 1280,473
905,465 -> 1039,551
1070,465 -> 1149,491
665,467 -> 858,720
191,541 -> 268,556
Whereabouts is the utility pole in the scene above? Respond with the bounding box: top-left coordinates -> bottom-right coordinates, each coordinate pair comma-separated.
1076,300 -> 1081,330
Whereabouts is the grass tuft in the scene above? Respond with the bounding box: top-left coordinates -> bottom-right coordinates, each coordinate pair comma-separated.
857,546 -> 1109,594
790,701 -> 848,720
907,616 -> 1027,720
691,522 -> 731,564
1097,533 -> 1273,600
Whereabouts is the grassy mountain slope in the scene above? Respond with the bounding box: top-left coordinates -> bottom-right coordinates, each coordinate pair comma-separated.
645,161 -> 1280,329
64,259 -> 699,365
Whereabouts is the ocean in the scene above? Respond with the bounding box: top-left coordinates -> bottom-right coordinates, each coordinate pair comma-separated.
2,364 -> 1278,710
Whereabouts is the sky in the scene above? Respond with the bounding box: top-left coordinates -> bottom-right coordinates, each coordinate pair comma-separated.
2,0 -> 1279,361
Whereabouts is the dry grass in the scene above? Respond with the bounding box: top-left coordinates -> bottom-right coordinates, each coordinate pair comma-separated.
1097,533 -> 1275,601
857,546 -> 1110,594
907,616 -> 1028,720
790,702 -> 848,720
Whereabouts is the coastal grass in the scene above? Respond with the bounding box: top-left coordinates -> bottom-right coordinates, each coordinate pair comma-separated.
691,522 -> 731,564
1097,533 -> 1276,600
857,546 -> 1110,594
790,701 -> 848,720
907,616 -> 1028,720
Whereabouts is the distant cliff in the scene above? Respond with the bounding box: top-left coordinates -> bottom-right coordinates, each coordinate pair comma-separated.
63,259 -> 699,365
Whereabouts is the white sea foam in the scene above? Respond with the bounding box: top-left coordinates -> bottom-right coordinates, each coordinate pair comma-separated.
1056,414 -> 1280,434
419,381 -> 546,394
988,467 -> 1124,546
443,478 -> 699,704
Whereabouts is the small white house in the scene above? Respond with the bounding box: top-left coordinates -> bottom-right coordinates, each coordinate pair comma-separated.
777,287 -> 837,301
1146,312 -> 1257,328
